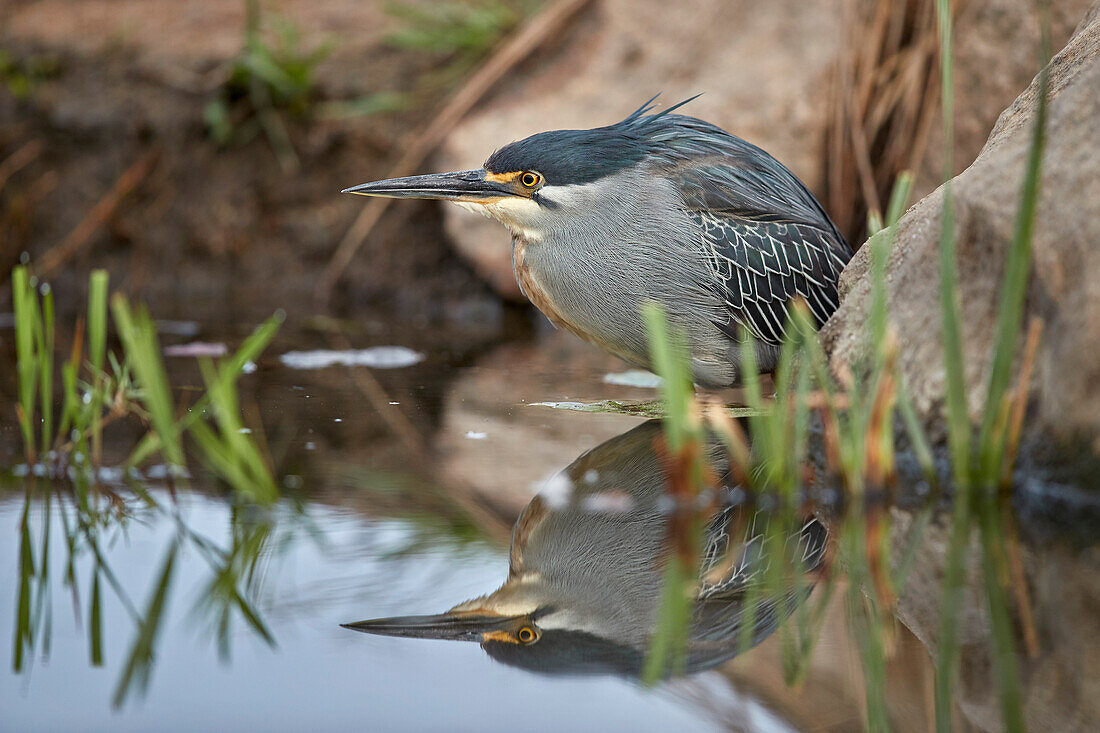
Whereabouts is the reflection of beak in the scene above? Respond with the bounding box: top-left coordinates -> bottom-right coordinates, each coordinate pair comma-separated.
341,169 -> 514,202
341,612 -> 523,642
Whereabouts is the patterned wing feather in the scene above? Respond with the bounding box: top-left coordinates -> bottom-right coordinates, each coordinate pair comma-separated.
668,155 -> 849,345
692,210 -> 848,344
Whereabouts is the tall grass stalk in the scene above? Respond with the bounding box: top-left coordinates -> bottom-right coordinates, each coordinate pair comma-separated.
12,267 -> 40,461
639,303 -> 705,684
933,0 -> 972,490
87,270 -> 109,465
976,12 -> 1052,485
37,286 -> 54,453
932,2 -> 973,727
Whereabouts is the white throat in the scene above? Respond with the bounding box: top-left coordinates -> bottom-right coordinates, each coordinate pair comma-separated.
452,197 -> 545,241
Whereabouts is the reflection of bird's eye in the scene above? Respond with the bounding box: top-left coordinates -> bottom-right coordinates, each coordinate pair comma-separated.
520,172 -> 541,188
517,626 -> 536,643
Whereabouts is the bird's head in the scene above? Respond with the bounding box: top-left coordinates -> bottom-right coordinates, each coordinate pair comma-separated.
342,96 -> 700,240
341,578 -> 656,676
340,578 -> 561,648
343,584 -> 657,676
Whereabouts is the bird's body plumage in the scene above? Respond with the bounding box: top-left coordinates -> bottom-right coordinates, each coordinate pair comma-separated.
345,98 -> 851,387
343,420 -> 828,677
487,102 -> 851,387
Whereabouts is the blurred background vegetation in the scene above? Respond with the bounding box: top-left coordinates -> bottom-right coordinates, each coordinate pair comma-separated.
0,0 -> 1085,327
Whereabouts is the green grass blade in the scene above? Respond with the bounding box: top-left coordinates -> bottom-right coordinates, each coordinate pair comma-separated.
642,303 -> 693,451
90,568 -> 104,666
189,359 -> 278,504
976,17 -> 1051,482
977,497 -> 1024,731
738,325 -> 773,473
38,286 -> 54,451
201,359 -> 276,494
12,496 -> 35,672
934,0 -> 972,491
641,557 -> 693,685
934,489 -> 972,732
869,173 -> 913,360
87,270 -> 109,376
12,267 -> 39,460
34,496 -> 52,659
110,297 -> 185,467
57,362 -> 78,449
112,543 -> 177,708
897,381 -> 937,487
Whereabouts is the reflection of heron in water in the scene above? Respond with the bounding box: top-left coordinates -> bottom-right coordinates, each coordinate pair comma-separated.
343,420 -> 827,677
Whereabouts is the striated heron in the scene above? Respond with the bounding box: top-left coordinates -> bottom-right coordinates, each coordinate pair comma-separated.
344,97 -> 850,387
342,421 -> 827,676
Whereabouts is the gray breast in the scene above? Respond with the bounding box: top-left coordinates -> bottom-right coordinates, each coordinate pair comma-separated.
518,168 -> 739,386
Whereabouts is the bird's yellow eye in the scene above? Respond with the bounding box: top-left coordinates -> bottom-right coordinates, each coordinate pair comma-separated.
520,172 -> 541,188
517,626 -> 537,644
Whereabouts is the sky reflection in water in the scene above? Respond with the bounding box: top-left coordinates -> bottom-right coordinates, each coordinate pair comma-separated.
1,480 -> 786,732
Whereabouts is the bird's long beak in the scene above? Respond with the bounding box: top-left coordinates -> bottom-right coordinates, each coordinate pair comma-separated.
341,612 -> 522,642
342,169 -> 515,202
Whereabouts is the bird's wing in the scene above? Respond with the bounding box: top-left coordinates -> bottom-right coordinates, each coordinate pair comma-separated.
697,512 -> 827,597
690,513 -> 827,648
674,156 -> 851,346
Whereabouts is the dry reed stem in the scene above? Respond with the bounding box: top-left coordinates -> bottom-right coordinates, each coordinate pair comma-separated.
863,333 -> 899,487
0,139 -> 44,193
703,400 -> 753,486
1002,502 -> 1039,657
1001,317 -> 1043,487
864,508 -> 897,619
823,0 -> 942,240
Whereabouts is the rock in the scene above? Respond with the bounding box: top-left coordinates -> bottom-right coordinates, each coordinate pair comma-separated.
888,504 -> 1100,732
435,0 -> 846,300
822,2 -> 1100,455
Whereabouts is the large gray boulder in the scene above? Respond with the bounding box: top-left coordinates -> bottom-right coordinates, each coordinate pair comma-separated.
823,3 -> 1100,457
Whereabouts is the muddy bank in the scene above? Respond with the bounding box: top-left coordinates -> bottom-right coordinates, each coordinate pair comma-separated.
3,0 -> 1089,324
0,1 -> 505,324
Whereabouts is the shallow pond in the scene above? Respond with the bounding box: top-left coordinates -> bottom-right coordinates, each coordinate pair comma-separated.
1,313 -> 1096,731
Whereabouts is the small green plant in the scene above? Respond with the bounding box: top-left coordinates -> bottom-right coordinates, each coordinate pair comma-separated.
8,264 -> 290,706
384,0 -> 528,86
0,49 -> 61,99
205,0 -> 334,171
385,1 -> 519,55
9,266 -> 282,495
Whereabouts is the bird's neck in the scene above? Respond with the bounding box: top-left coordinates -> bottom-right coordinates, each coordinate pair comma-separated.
511,235 -> 592,343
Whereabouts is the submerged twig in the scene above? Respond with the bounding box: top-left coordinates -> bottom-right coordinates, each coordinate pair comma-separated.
37,150 -> 158,278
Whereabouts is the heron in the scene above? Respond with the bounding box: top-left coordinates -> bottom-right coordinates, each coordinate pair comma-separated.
342,421 -> 828,676
343,96 -> 851,387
